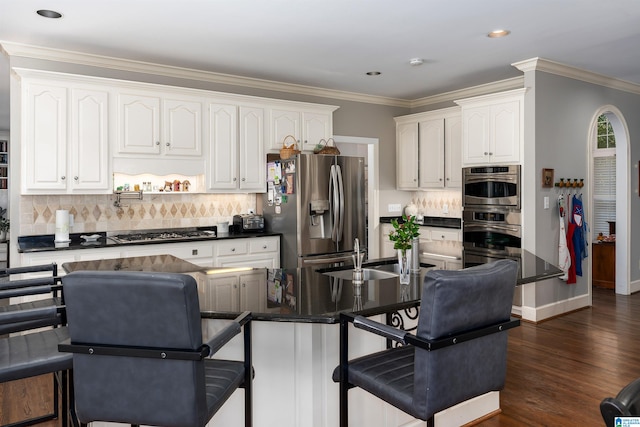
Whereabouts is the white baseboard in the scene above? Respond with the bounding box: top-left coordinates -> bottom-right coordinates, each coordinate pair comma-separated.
520,293 -> 591,322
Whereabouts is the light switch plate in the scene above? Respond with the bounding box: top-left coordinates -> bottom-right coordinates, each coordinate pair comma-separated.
388,204 -> 402,213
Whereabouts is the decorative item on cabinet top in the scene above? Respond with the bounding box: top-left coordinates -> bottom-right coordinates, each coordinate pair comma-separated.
313,138 -> 340,155
280,135 -> 301,160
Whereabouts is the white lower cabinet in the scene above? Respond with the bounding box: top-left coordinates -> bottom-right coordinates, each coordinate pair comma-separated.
214,236 -> 280,268
202,270 -> 268,312
120,241 -> 215,267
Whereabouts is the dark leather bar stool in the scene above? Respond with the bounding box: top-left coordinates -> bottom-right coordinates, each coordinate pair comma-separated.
601,377 -> 640,427
0,263 -> 74,427
60,270 -> 254,427
333,259 -> 519,426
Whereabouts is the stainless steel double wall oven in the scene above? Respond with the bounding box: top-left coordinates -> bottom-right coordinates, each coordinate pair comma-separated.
462,165 -> 521,268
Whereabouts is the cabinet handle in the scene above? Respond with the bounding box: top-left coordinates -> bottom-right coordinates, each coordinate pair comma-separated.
233,177 -> 237,182
74,176 -> 79,181
234,284 -> 238,289
155,141 -> 160,146
242,283 -> 246,288
192,249 -> 198,256
231,248 -> 236,252
446,177 -> 450,181
489,152 -> 493,155
61,176 -> 66,180
166,142 -> 170,147
439,178 -> 443,181
484,152 -> 489,155
241,178 -> 246,182
263,245 -> 267,249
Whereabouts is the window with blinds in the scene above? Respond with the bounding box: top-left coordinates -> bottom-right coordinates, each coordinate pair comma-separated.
593,114 -> 616,236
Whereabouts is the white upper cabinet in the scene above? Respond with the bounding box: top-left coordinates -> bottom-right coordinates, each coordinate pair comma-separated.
267,104 -> 337,152
395,121 -> 419,189
22,77 -> 110,194
116,92 -> 202,157
456,89 -> 525,166
207,103 -> 265,192
70,88 -> 110,191
395,107 -> 461,190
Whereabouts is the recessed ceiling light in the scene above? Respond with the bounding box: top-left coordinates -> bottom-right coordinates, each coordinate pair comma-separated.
488,29 -> 510,38
37,9 -> 63,19
366,71 -> 381,76
409,58 -> 424,66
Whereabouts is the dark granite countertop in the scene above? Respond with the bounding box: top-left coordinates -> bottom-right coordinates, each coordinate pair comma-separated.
380,216 -> 461,229
62,250 -> 562,324
18,229 -> 281,253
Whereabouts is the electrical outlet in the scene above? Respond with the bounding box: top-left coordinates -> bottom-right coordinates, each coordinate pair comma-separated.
442,204 -> 449,214
388,203 -> 402,213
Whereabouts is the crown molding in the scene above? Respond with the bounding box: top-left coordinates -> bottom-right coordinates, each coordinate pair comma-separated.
512,57 -> 640,95
408,76 -> 524,109
0,41 -> 411,108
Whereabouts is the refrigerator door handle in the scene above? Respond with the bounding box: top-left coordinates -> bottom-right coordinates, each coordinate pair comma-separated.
302,254 -> 353,265
330,165 -> 340,242
336,164 -> 345,242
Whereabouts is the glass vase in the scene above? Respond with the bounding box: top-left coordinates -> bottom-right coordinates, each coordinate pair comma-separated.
397,249 -> 411,285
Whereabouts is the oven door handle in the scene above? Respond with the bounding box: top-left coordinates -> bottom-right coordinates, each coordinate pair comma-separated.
464,224 -> 521,234
464,175 -> 518,184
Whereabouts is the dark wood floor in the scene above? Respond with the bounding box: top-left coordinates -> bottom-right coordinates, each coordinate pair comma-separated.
1,286 -> 637,426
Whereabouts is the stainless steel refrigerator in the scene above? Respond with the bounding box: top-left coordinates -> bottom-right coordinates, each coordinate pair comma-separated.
262,153 -> 366,269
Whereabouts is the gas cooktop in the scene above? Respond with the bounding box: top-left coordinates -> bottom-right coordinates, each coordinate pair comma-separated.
108,229 -> 216,243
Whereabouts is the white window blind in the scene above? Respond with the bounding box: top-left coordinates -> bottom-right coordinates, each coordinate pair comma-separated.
592,155 -> 616,236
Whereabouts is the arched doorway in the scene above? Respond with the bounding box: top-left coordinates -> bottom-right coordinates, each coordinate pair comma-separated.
588,106 -> 630,295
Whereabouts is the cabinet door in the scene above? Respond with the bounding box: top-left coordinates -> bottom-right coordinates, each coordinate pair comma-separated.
117,93 -> 161,154
270,109 -> 301,151
396,122 -> 419,189
302,111 -> 332,151
239,106 -> 266,191
207,103 -> 238,190
380,224 -> 396,258
239,272 -> 267,311
163,97 -> 203,156
418,118 -> 445,188
70,88 -> 110,192
23,83 -> 68,191
490,101 -> 520,163
462,106 -> 490,165
208,276 -> 239,311
444,114 -> 462,187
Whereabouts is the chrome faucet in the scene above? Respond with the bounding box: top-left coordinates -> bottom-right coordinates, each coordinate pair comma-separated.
352,238 -> 364,271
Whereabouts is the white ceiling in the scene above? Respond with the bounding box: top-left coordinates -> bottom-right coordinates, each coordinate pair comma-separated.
2,0 -> 640,130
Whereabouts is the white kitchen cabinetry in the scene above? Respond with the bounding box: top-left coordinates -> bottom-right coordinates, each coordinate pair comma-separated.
214,236 -> 280,268
207,103 -> 265,192
201,270 -> 267,312
268,104 -> 337,152
119,240 -> 215,267
456,89 -> 525,166
116,91 -> 202,157
22,80 -> 110,194
394,107 -> 461,190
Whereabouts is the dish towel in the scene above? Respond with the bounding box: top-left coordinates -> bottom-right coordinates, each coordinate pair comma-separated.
557,195 -> 571,281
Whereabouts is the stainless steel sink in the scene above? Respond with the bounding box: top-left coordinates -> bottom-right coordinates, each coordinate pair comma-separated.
322,266 -> 399,281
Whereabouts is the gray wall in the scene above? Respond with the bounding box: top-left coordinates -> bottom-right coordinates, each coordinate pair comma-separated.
530,71 -> 640,305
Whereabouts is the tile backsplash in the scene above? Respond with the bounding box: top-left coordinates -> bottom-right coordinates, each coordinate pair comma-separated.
20,193 -> 257,236
411,190 -> 462,218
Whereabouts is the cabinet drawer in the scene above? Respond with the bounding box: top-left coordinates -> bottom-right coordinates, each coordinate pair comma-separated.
430,229 -> 460,242
249,237 -> 278,254
216,240 -> 249,257
171,244 -> 214,260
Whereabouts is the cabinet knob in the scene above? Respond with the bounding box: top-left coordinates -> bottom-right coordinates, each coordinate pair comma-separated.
439,178 -> 443,181
234,284 -> 238,289
446,177 -> 450,181
192,249 -> 198,256
155,141 -> 160,146
263,245 -> 267,249
166,142 -> 170,147
233,177 -> 237,182
484,152 -> 489,155
231,248 -> 236,252
61,176 -> 66,180
489,152 -> 493,155
242,283 -> 246,288
74,176 -> 79,181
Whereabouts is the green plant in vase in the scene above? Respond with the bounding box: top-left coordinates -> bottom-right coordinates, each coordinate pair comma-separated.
389,214 -> 420,283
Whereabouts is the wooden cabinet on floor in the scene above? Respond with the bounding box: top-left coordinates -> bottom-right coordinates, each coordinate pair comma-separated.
592,242 -> 615,289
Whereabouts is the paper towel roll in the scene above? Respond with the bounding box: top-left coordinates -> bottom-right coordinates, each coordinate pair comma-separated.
55,210 -> 70,242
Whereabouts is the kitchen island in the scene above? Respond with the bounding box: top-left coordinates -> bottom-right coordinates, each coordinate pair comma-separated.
62,251 -> 562,427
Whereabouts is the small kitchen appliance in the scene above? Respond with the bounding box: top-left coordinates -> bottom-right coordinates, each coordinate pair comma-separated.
233,214 -> 265,232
